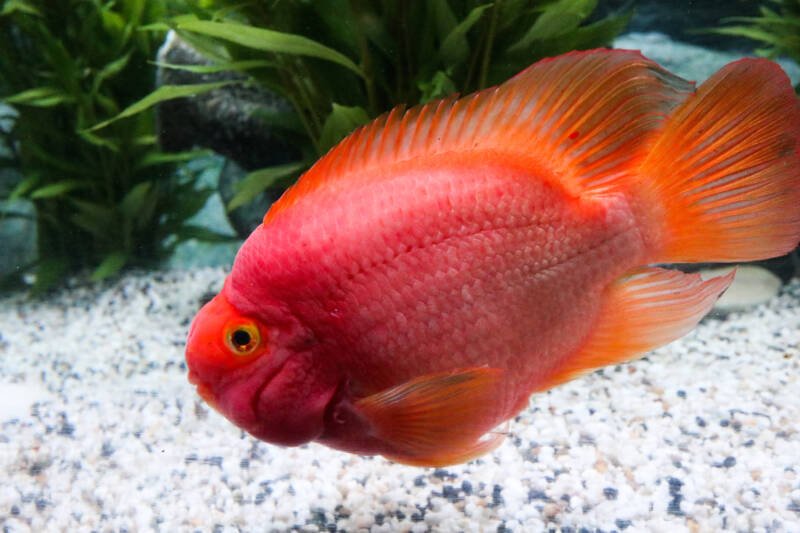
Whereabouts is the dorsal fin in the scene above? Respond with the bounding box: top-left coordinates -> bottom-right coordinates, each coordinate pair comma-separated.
265,49 -> 695,224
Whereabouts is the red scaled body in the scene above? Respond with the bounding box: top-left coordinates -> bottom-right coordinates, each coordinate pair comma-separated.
186,49 -> 800,466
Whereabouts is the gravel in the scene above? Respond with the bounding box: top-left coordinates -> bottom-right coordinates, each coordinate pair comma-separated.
2,32 -> 800,533
1,265 -> 798,532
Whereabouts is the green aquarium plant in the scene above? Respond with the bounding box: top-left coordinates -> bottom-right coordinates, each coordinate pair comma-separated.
0,0 -> 230,292
116,0 -> 631,211
713,0 -> 800,91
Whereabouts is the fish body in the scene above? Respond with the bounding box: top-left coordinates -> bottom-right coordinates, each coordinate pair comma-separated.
186,49 -> 800,466
235,154 -> 641,418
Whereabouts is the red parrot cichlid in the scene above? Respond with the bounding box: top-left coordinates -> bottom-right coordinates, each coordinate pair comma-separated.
185,49 -> 800,467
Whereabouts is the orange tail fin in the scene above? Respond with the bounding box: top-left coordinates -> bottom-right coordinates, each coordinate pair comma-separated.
638,58 -> 800,263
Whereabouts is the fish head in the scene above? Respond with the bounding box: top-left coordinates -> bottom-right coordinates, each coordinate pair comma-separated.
185,290 -> 338,446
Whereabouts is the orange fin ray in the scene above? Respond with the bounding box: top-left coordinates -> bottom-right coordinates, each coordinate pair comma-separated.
355,367 -> 505,467
541,267 -> 735,389
640,58 -> 800,262
266,50 -> 695,223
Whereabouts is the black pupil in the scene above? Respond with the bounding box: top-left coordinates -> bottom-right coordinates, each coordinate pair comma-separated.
232,329 -> 251,348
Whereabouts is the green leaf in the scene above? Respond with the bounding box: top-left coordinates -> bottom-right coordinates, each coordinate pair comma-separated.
94,51 -> 133,90
430,0 -> 460,41
32,258 -> 67,295
91,252 -> 128,281
507,0 -> 597,52
120,181 -> 152,221
136,149 -> 210,168
358,12 -> 396,60
3,87 -> 73,107
319,104 -> 370,153
9,174 -> 41,200
250,107 -> 306,135
151,59 -> 277,74
711,26 -> 785,46
138,22 -> 171,32
311,0 -> 360,56
175,19 -> 365,78
167,185 -> 213,224
439,3 -> 493,65
88,81 -> 236,131
133,134 -> 158,146
176,224 -> 238,242
71,200 -> 115,238
30,180 -> 86,199
566,9 -> 632,51
77,129 -> 120,152
227,161 -> 306,211
418,71 -> 458,103
1,0 -> 42,16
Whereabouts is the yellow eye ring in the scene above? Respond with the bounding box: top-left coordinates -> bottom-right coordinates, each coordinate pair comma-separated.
225,323 -> 261,356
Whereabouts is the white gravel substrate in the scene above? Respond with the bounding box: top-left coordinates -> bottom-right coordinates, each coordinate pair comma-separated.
0,267 -> 799,532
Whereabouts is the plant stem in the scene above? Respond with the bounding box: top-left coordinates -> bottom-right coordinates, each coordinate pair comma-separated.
464,29 -> 482,91
279,61 -> 321,155
351,3 -> 378,115
478,0 -> 500,90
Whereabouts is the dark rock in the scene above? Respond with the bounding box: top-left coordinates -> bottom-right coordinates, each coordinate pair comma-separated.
27,461 -> 45,476
528,489 -> 551,502
596,0 -> 763,51
0,162 -> 37,281
667,477 -> 684,516
203,455 -> 223,468
101,441 -> 114,458
442,484 -> 460,502
432,468 -> 455,480
491,484 -> 504,507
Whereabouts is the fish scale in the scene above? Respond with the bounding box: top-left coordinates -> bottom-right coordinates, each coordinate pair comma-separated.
186,49 -> 800,466
233,155 -> 645,415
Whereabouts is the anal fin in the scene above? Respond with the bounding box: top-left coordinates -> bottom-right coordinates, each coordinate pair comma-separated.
542,266 -> 735,389
355,367 -> 505,467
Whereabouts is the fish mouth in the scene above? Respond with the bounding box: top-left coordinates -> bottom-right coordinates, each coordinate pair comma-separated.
187,351 -> 289,425
188,370 -> 222,413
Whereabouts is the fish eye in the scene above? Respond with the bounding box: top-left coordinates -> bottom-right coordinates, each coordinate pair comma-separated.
225,323 -> 260,356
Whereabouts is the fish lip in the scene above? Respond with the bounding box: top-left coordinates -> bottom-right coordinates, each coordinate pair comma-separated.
189,373 -> 221,413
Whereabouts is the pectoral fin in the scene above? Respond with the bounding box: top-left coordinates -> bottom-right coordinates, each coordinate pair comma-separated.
541,266 -> 735,389
355,367 -> 505,467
